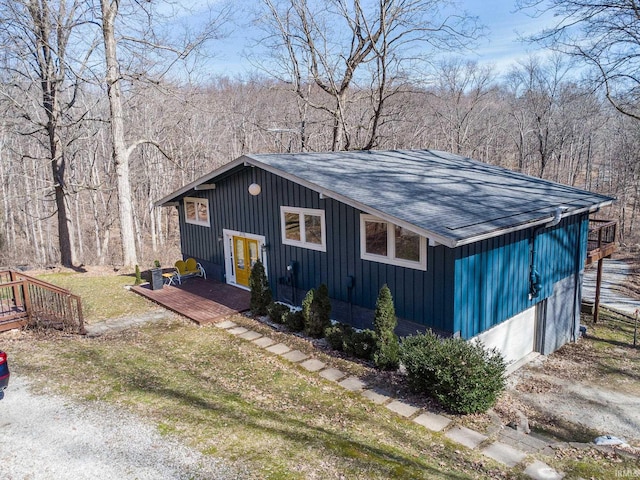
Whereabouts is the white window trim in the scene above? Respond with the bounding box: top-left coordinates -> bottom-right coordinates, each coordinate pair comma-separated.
280,206 -> 327,252
184,197 -> 210,227
360,214 -> 427,270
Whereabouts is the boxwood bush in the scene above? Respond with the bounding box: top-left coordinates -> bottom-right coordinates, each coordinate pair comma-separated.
324,323 -> 377,360
266,301 -> 290,324
324,323 -> 354,351
285,310 -> 305,332
345,329 -> 377,360
399,331 -> 506,414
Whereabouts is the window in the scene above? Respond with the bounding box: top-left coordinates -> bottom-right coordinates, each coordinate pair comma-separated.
281,206 -> 326,251
184,197 -> 210,227
360,214 -> 426,270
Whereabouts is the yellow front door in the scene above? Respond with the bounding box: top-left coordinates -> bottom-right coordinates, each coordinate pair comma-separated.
233,236 -> 259,287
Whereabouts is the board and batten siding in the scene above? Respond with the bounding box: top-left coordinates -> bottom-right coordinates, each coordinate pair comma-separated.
176,165 -> 455,334
453,214 -> 589,338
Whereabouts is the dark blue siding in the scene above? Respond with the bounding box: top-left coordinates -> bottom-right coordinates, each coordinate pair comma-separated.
453,215 -> 588,338
176,165 -> 455,333
176,164 -> 588,338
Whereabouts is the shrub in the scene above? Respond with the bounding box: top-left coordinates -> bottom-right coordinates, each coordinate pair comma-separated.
285,310 -> 305,332
134,265 -> 142,285
301,288 -> 314,323
249,260 -> 272,315
324,323 -> 354,351
266,301 -> 289,324
373,284 -> 399,370
305,283 -> 331,338
345,329 -> 377,360
399,331 -> 506,414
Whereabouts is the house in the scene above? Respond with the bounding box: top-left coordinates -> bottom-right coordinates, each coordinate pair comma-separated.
156,150 -> 614,365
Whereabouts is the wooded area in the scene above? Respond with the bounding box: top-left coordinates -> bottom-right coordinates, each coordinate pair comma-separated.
0,0 -> 638,270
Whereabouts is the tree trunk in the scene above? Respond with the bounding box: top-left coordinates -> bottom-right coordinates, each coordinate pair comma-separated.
101,0 -> 138,267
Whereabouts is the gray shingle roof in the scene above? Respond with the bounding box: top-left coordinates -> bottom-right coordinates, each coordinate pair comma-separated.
158,149 -> 614,247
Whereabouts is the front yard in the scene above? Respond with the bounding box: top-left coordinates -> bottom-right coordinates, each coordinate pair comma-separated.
3,270 -> 639,478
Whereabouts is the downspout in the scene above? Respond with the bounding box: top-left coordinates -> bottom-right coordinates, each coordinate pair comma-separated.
529,207 -> 566,300
571,215 -> 585,342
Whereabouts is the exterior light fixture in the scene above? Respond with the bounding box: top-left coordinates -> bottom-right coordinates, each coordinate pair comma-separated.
248,183 -> 261,196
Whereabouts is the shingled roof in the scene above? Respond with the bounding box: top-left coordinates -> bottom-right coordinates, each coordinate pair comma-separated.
157,149 -> 614,247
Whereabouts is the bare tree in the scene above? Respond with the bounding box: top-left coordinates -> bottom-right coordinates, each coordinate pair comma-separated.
98,0 -> 229,267
520,0 -> 640,121
0,0 -> 96,266
255,0 -> 479,151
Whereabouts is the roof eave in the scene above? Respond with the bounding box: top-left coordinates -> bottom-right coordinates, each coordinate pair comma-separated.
154,156 -> 249,207
451,199 -> 614,248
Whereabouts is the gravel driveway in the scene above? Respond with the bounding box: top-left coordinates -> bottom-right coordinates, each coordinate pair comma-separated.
1,376 -> 246,480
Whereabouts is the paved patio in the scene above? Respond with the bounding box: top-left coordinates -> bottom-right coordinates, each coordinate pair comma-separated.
131,278 -> 250,325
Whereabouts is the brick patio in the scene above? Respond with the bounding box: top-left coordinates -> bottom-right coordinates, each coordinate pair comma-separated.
131,277 -> 250,325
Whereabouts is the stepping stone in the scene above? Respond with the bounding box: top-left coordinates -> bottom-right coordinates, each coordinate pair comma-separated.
282,350 -> 308,362
385,400 -> 419,418
413,411 -> 451,431
266,343 -> 291,355
239,330 -> 262,341
319,368 -> 346,382
445,426 -> 488,449
481,441 -> 527,467
361,389 -> 392,405
524,460 -> 564,480
253,336 -> 275,348
338,376 -> 367,391
228,326 -> 249,335
215,320 -> 237,329
300,359 -> 326,372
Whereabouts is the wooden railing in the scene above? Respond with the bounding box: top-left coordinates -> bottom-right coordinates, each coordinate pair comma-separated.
586,219 -> 617,265
0,270 -> 85,334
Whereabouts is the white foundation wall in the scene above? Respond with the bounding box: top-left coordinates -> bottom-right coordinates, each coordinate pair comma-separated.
471,306 -> 536,366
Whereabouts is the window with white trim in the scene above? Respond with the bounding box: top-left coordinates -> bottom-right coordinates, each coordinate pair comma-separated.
184,197 -> 210,227
281,206 -> 326,251
360,214 -> 427,270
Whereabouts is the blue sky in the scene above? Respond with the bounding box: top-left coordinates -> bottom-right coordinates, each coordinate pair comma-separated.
466,0 -> 555,71
195,0 -> 555,78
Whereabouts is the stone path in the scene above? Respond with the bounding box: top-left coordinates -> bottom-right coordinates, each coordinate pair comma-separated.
84,311 -> 173,337
214,319 -> 565,479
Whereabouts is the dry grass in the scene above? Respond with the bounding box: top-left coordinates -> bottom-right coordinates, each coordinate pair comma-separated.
4,321 -> 519,480
33,268 -> 162,324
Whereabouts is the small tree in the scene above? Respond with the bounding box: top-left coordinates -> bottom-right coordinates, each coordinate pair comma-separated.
302,288 -> 315,323
134,265 -> 142,285
249,260 -> 272,315
373,284 -> 399,370
305,283 -> 331,338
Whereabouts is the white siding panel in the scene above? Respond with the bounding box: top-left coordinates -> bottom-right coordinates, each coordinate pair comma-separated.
471,306 -> 536,366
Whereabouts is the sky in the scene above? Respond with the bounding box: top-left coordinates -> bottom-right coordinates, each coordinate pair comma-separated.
193,0 -> 556,78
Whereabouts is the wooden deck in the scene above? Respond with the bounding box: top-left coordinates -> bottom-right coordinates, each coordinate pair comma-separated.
131,277 -> 251,325
586,219 -> 617,265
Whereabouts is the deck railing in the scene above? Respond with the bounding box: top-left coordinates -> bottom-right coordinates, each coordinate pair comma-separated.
586,219 -> 617,265
0,270 -> 85,334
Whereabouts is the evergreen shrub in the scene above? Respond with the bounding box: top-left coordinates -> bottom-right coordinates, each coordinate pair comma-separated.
305,283 -> 331,338
399,331 -> 506,414
249,260 -> 272,315
285,310 -> 305,332
345,329 -> 377,360
372,284 -> 400,370
324,323 -> 354,351
266,301 -> 289,324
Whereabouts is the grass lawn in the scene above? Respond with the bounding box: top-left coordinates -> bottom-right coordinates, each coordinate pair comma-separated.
34,270 -> 160,323
6,319 -> 517,479
5,272 -> 639,478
